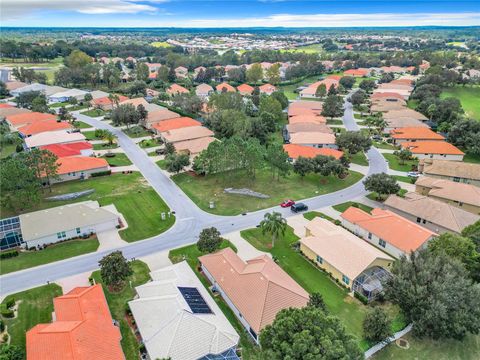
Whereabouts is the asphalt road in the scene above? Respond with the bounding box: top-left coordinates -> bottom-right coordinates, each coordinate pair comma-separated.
0,100 -> 387,296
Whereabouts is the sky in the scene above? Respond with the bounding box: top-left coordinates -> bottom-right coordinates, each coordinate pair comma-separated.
1,0 -> 480,28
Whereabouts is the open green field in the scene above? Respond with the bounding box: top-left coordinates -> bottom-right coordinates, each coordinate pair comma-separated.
169,241 -> 260,359
373,333 -> 480,360
441,86 -> 480,120
91,260 -> 150,360
0,238 -> 99,275
278,75 -> 324,100
150,41 -> 173,48
0,173 -> 174,242
383,153 -> 418,172
240,226 -> 405,350
172,168 -> 363,215
102,153 -> 133,167
332,201 -> 373,214
1,284 -> 63,349
281,43 -> 324,54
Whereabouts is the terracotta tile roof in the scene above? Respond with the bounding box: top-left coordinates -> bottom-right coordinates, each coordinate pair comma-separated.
341,207 -> 436,253
174,137 -> 216,155
284,144 -> 343,159
237,84 -> 254,94
371,92 -> 405,101
302,218 -> 393,280
326,75 -> 342,81
216,82 -> 236,92
26,285 -> 124,360
0,103 -> 13,108
288,114 -> 327,124
384,193 -> 479,233
199,248 -> 309,333
119,97 -> 149,108
289,132 -> 336,145
259,83 -> 277,94
161,126 -> 214,143
344,68 -> 369,76
289,100 -> 323,111
415,176 -> 480,207
56,156 -> 109,175
19,120 -> 72,136
40,142 -> 93,158
421,159 -> 480,181
92,95 -> 129,106
6,112 -> 57,127
152,117 -> 201,133
167,84 -> 189,95
300,78 -> 339,96
146,109 -> 180,124
390,79 -> 414,86
401,141 -> 464,155
391,127 -> 445,141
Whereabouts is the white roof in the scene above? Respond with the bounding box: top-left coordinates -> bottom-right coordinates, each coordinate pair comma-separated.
19,201 -> 118,242
25,131 -> 86,148
89,90 -> 109,99
11,83 -> 67,96
49,89 -> 88,99
129,261 -> 239,360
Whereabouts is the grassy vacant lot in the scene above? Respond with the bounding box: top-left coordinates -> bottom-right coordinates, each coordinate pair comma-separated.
81,108 -> 105,117
169,241 -> 260,359
333,201 -> 373,214
240,226 -> 404,350
383,153 -> 418,172
0,238 -> 99,275
102,153 -> 133,167
91,260 -> 150,360
1,284 -> 63,348
172,168 -> 363,215
441,86 -> 480,121
0,173 -> 174,242
373,333 -> 480,360
350,151 -> 369,166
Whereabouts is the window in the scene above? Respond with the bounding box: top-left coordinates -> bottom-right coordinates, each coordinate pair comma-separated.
316,255 -> 323,264
378,239 -> 386,248
422,219 -> 426,224
368,232 -> 372,240
342,275 -> 350,285
416,217 -> 421,223
76,227 -> 81,234
56,231 -> 66,240
453,177 -> 460,182
249,327 -> 258,340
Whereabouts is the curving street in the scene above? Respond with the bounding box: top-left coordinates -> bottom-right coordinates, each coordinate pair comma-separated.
0,98 -> 388,296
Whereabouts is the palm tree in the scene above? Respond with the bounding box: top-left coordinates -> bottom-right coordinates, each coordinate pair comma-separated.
260,211 -> 287,248
102,130 -> 117,146
108,94 -> 120,109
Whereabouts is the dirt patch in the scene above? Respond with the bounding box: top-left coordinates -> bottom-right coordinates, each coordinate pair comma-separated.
396,338 -> 410,349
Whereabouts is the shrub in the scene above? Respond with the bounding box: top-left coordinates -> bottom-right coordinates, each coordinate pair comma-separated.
1,309 -> 14,318
334,219 -> 341,226
363,307 -> 393,343
0,319 -> 4,332
0,250 -> 19,259
197,227 -> 223,253
5,298 -> 15,309
90,170 -> 112,177
354,291 -> 369,305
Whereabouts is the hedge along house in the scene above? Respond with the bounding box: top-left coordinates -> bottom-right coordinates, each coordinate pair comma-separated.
300,218 -> 394,302
16,201 -> 120,249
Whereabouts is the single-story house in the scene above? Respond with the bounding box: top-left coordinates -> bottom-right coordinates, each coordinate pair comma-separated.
259,83 -> 277,95
384,192 -> 480,234
141,109 -> 180,129
53,156 -> 110,183
283,144 -> 343,162
401,141 -> 464,161
48,88 -> 88,103
5,111 -> 56,131
344,68 -> 370,77
27,285 -> 124,360
175,66 -> 189,79
384,117 -> 430,133
390,127 -> 445,145
129,261 -> 240,360
418,159 -> 480,187
195,83 -> 214,98
18,120 -> 73,138
173,137 -> 216,158
19,201 -> 120,248
146,63 -> 162,72
300,218 -> 394,301
119,97 -> 149,108
288,100 -> 323,117
152,117 -> 201,135
415,176 -> 480,215
199,248 -> 309,343
300,78 -> 339,98
370,99 -> 407,113
283,122 -> 332,142
10,83 -> 67,97
0,106 -> 31,122
160,126 -> 214,144
383,108 -> 428,123
289,132 -> 337,149
194,66 -> 206,76
25,131 -> 86,149
288,114 -> 327,125
216,82 -> 236,93
341,207 -> 437,258
41,142 -> 93,157
237,84 -> 254,96
89,90 -> 110,100
370,92 -> 405,102
167,84 -> 189,96
91,95 -> 129,110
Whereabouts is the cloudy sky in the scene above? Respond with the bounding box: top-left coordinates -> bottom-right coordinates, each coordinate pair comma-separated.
1,0 -> 480,27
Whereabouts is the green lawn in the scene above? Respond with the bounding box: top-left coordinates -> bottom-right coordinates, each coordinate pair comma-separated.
350,151 -> 369,166
49,101 -> 70,108
326,119 -> 344,125
303,211 -> 335,222
138,138 -> 160,148
407,100 -> 418,110
373,141 -> 397,150
278,75 -> 323,100
81,108 -> 105,117
332,201 -> 373,214
393,175 -> 415,184
1,284 -> 63,349
68,104 -> 89,111
0,142 -> 17,159
156,159 -> 167,170
354,113 -> 367,120
93,142 -> 118,150
172,168 -> 364,216
73,121 -> 92,129
240,226 -> 405,350
463,153 -> 480,164
0,238 -> 99,275
0,173 -> 175,242
91,260 -> 150,360
102,153 -> 133,167
373,333 -> 480,360
124,126 -> 152,138
168,241 -> 260,360
383,153 -> 418,172
82,130 -> 101,140
441,86 -> 480,121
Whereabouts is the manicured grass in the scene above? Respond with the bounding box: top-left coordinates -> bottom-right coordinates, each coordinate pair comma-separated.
441,86 -> 480,121
373,333 -> 480,360
278,74 -> 323,100
373,141 -> 397,150
393,175 -> 415,184
367,188 -> 407,202
332,201 -> 373,214
102,153 -> 133,167
138,138 -> 160,148
93,142 -> 119,150
0,173 -> 175,242
156,159 -> 167,170
383,153 -> 418,172
82,130 -> 101,140
172,168 -> 363,216
0,142 -> 17,159
354,113 -> 367,120
124,126 -> 152,138
326,119 -> 344,125
73,120 -> 92,129
68,104 -> 89,111
168,241 -> 260,359
350,151 -> 369,166
91,260 -> 150,360
81,108 -> 105,117
1,284 -> 63,349
303,211 -> 335,222
407,99 -> 418,110
463,153 -> 480,164
49,101 -> 70,108
0,238 -> 99,275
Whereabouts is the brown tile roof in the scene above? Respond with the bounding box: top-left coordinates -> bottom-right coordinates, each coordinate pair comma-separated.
421,159 -> 480,181
286,122 -> 332,134
162,126 -> 214,143
199,248 -> 309,333
119,97 -> 149,108
289,132 -> 336,145
174,137 -> 216,155
0,107 -> 32,120
383,108 -> 428,121
146,109 -> 180,124
415,176 -> 480,207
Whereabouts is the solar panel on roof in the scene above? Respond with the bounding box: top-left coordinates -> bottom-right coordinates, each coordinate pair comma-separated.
178,287 -> 212,314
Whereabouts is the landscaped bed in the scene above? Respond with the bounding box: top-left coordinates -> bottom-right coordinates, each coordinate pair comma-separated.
102,153 -> 133,167
0,238 -> 99,275
383,153 -> 418,172
172,168 -> 364,216
0,173 -> 175,242
91,260 -> 150,360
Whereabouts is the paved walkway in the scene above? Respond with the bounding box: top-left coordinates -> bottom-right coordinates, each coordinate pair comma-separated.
93,147 -> 125,155
287,215 -> 309,237
140,250 -> 172,272
56,271 -> 92,294
349,163 -> 369,174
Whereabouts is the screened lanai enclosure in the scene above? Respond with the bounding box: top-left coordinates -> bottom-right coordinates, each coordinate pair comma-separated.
352,266 -> 391,302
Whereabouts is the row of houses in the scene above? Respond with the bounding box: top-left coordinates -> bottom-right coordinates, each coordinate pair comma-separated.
165,81 -> 277,98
